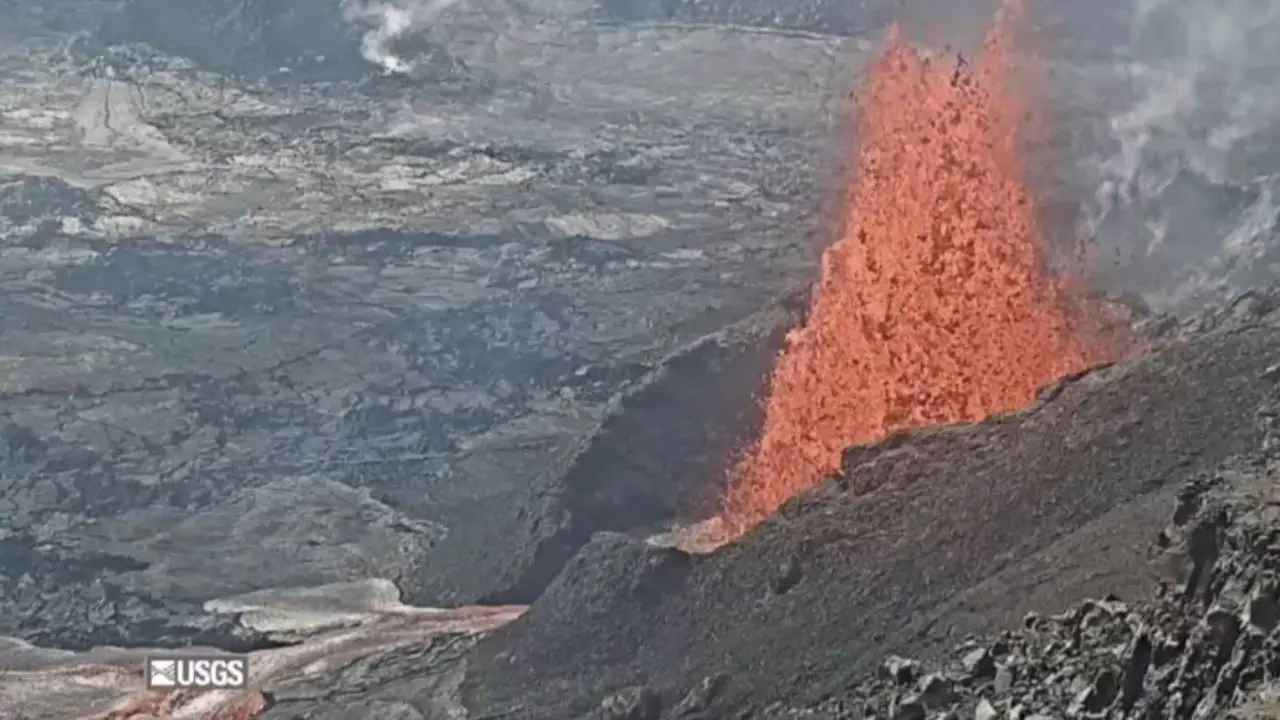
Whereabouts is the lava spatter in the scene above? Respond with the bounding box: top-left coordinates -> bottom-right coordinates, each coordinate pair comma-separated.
716,8 -> 1117,541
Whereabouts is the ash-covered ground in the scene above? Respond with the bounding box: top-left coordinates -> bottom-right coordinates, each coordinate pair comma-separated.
5,0 -> 1280,718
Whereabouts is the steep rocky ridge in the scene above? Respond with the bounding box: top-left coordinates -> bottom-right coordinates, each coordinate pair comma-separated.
460,290 -> 1280,719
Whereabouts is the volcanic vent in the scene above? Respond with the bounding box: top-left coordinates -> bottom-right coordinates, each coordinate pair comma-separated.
705,8 -> 1120,545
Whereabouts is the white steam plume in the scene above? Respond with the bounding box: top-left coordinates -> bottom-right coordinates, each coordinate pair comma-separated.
341,0 -> 467,74
1075,0 -> 1280,311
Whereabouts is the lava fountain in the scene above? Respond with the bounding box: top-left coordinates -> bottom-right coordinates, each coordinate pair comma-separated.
712,6 -> 1120,544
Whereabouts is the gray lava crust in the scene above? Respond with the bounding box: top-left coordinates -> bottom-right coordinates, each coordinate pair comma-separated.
0,0 -> 846,659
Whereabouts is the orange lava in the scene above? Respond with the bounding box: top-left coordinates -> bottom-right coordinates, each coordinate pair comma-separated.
719,7 -> 1117,537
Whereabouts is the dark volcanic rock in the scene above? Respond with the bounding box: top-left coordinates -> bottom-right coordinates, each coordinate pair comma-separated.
89,0 -> 370,82
593,0 -> 1132,58
795,467 -> 1280,719
594,0 -> 898,36
84,0 -> 482,85
0,13 -> 841,652
0,530 -> 275,652
0,176 -> 100,236
460,296 -> 1280,719
477,292 -> 806,605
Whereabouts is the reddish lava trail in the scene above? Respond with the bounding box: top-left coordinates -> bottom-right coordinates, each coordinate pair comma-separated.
718,8 -> 1121,540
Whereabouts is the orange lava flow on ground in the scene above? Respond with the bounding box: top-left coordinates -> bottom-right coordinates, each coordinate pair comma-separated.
718,8 -> 1119,538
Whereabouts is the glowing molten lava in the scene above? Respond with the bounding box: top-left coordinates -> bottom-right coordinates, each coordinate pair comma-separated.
718,9 -> 1116,540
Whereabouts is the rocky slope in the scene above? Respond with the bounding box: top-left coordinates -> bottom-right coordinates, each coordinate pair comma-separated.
788,468 -> 1280,720
458,289 -> 1280,719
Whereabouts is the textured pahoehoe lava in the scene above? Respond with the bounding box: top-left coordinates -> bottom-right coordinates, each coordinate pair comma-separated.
718,8 -> 1118,540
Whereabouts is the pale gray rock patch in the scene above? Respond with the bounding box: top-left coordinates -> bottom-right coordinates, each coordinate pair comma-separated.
0,578 -> 524,719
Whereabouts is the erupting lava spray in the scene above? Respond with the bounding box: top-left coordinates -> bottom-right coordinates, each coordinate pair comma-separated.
718,6 -> 1117,539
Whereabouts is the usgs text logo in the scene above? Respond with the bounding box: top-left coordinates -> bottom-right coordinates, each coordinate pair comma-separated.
145,655 -> 250,690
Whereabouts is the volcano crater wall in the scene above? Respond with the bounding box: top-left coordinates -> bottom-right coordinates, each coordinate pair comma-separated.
461,298 -> 1280,719
478,290 -> 808,605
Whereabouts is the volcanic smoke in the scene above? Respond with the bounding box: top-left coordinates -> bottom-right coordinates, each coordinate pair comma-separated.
717,8 -> 1117,540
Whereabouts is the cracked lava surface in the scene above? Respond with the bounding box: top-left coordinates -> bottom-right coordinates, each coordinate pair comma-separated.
714,7 -> 1120,544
